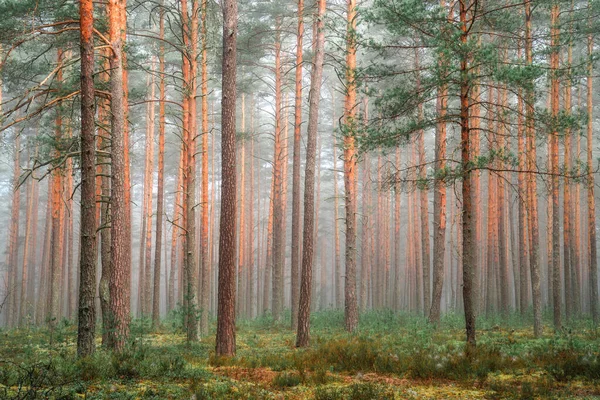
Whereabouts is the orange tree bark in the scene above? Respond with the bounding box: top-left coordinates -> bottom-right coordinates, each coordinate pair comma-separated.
517,43 -> 529,315
216,0 -> 238,357
77,0 -> 98,357
524,0 -> 542,337
343,0 -> 358,332
271,24 -> 284,322
237,94 -> 246,318
563,28 -> 574,320
290,0 -> 304,330
199,0 -> 210,335
107,0 -> 131,352
459,0 -> 476,348
550,2 -> 562,331
152,1 -> 166,329
6,134 -> 20,327
296,0 -> 326,347
429,0 -> 449,324
586,4 -> 598,325
19,154 -> 35,325
50,49 -> 65,328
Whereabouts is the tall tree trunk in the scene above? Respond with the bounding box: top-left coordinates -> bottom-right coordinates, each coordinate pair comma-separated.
525,0 -> 542,337
19,154 -> 35,325
97,50 -> 111,345
290,0 -> 304,330
183,0 -> 199,342
6,134 -> 20,327
459,0 -> 476,348
550,2 -> 562,331
215,0 -> 238,357
199,0 -> 210,335
497,77 -> 510,317
333,127 -> 341,309
271,24 -> 284,322
77,0 -> 98,356
36,182 -> 52,325
343,0 -> 358,332
360,99 -> 371,311
247,126 -> 255,318
152,2 -> 166,329
142,71 -> 156,316
107,0 -> 131,352
414,48 -> 430,315
429,1 -> 448,323
237,94 -> 246,319
563,23 -> 574,320
586,5 -> 598,325
169,150 -> 184,312
517,44 -> 529,315
23,144 -> 40,324
263,177 -> 274,315
50,49 -> 65,329
296,0 -> 326,347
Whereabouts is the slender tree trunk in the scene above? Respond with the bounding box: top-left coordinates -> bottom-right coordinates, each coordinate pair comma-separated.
107,0 -> 131,352
97,74 -> 112,346
517,45 -> 529,315
36,183 -> 52,325
65,155 -> 75,319
263,177 -> 274,315
237,94 -> 246,319
215,0 -> 238,357
550,2 -> 562,330
525,0 -> 542,337
152,3 -> 166,329
271,24 -> 284,322
143,72 -> 156,316
333,132 -> 341,309
199,0 -> 210,335
169,151 -> 184,312
290,0 -> 304,330
459,0 -> 476,348
247,127 -> 255,318
315,139 -> 323,310
19,155 -> 35,325
77,0 -> 98,356
563,27 -> 574,321
394,147 -> 401,311
50,49 -> 65,329
497,77 -> 510,317
296,0 -> 326,347
413,48 -> 430,315
360,99 -> 371,312
586,7 -> 598,325
429,2 -> 448,322
6,135 -> 20,327
343,0 -> 358,332
23,144 -> 40,323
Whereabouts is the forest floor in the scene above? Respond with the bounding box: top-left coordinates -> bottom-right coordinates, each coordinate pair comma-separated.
1,310 -> 599,399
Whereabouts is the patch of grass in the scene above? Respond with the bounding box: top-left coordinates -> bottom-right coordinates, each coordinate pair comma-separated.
272,371 -> 302,388
314,382 -> 395,400
1,311 -> 599,399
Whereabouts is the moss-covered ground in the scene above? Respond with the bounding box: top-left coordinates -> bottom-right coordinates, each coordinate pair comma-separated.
1,310 -> 599,399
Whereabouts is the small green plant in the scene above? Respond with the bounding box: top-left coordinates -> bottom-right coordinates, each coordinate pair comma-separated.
272,371 -> 302,388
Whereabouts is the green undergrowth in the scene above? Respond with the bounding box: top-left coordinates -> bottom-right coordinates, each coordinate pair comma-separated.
0,310 -> 599,399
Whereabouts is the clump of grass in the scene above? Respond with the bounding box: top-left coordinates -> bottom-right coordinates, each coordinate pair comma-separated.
543,350 -> 600,381
314,382 -> 394,400
272,371 -> 302,388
